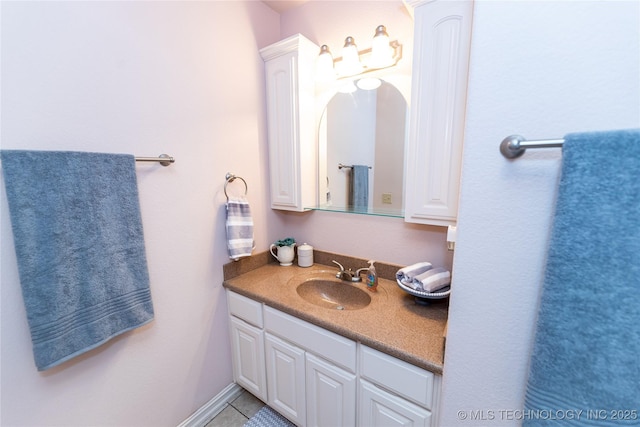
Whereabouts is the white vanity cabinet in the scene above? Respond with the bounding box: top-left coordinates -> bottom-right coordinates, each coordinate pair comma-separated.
226,290 -> 441,427
260,34 -> 318,212
404,0 -> 474,226
264,335 -> 358,427
264,306 -> 357,427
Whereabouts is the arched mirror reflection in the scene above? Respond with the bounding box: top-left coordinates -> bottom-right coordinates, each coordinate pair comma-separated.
315,79 -> 408,217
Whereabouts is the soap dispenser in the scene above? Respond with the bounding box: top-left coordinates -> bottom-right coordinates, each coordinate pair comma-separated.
366,260 -> 378,292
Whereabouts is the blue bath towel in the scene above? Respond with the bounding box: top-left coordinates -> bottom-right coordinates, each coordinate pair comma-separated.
1,150 -> 154,371
348,165 -> 369,210
524,130 -> 640,426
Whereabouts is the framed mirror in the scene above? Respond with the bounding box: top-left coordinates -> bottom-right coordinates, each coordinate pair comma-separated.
314,79 -> 408,217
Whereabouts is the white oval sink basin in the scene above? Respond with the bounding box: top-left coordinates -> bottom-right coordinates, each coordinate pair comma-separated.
296,278 -> 371,310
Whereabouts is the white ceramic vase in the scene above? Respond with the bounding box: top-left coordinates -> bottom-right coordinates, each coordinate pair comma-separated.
270,243 -> 295,266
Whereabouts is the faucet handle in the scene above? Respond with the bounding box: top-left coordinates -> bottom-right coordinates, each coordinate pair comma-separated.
351,267 -> 368,282
331,260 -> 353,280
355,267 -> 369,276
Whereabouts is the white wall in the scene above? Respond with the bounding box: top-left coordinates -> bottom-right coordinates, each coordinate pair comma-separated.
0,1 -> 279,425
442,1 -> 640,425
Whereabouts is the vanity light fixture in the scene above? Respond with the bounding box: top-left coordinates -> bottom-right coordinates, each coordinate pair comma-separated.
316,24 -> 402,84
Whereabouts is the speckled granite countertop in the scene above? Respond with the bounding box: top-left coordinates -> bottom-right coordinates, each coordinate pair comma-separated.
223,252 -> 448,374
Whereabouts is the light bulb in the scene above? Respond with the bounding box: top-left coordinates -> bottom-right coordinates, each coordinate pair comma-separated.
316,45 -> 335,83
370,25 -> 393,69
338,36 -> 363,77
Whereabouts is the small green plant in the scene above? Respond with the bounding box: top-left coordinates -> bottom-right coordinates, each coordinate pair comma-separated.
274,237 -> 296,247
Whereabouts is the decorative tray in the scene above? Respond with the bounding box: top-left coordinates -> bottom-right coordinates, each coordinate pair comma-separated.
396,278 -> 452,300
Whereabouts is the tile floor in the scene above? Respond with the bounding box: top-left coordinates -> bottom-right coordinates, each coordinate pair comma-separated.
204,390 -> 266,427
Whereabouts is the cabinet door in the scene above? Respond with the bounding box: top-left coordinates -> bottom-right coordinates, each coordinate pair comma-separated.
359,379 -> 431,427
306,353 -> 356,427
265,333 -> 306,425
261,34 -> 318,212
264,51 -> 301,210
404,0 -> 473,226
229,317 -> 267,401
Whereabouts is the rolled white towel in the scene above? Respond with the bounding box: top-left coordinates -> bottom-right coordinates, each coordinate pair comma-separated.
412,267 -> 451,292
396,262 -> 433,284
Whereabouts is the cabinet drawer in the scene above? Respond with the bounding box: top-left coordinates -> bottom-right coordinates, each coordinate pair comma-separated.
264,306 -> 357,372
227,291 -> 263,328
359,379 -> 431,427
360,345 -> 435,409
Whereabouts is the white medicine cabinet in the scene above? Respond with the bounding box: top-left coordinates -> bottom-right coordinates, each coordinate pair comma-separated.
403,0 -> 473,226
260,0 -> 473,225
260,34 -> 318,212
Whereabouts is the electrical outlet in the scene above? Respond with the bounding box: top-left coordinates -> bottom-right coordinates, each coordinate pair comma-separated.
382,193 -> 392,204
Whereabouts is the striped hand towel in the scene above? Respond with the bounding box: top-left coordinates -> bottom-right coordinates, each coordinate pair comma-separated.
226,196 -> 254,261
412,267 -> 451,292
396,262 -> 433,283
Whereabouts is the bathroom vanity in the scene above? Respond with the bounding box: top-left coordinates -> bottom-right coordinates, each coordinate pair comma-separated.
224,261 -> 447,426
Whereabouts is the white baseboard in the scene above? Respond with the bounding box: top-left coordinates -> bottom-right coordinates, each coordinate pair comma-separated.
177,382 -> 243,427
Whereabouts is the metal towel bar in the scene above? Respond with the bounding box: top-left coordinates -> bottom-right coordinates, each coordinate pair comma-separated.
135,154 -> 175,166
338,163 -> 372,169
500,135 -> 564,159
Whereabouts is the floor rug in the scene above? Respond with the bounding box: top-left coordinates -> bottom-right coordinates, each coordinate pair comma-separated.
243,406 -> 295,427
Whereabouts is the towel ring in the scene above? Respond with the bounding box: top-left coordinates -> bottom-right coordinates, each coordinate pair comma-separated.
224,173 -> 248,199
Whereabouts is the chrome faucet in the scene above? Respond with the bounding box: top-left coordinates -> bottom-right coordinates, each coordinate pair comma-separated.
332,260 -> 368,283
